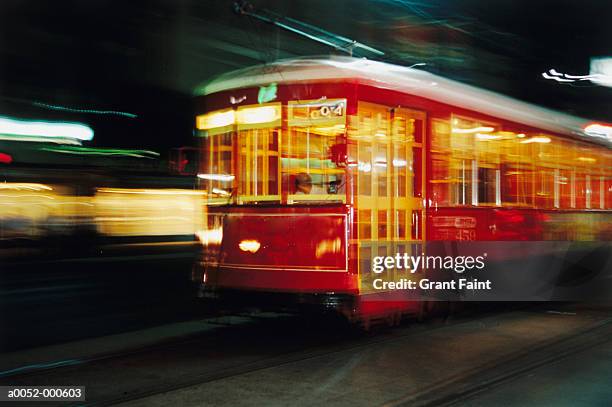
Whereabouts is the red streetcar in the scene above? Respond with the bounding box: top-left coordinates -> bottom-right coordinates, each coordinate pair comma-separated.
192,57 -> 612,322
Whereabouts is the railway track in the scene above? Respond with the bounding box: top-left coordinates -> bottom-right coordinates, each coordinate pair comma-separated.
384,316 -> 612,407
0,306 -> 505,406
1,304 -> 607,407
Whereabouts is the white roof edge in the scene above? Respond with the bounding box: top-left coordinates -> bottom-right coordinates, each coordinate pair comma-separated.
195,56 -> 611,147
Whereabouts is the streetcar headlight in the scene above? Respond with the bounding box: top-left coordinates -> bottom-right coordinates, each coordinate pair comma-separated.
239,239 -> 261,253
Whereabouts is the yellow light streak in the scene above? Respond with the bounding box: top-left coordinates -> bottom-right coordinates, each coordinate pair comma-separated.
0,183 -> 53,191
520,136 -> 551,144
96,188 -> 207,196
452,126 -> 495,134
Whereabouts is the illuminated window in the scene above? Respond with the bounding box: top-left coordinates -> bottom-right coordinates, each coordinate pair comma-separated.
284,99 -> 347,203
350,102 -> 424,243
200,131 -> 234,202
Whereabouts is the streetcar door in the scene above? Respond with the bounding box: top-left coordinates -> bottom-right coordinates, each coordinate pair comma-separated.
351,102 -> 426,293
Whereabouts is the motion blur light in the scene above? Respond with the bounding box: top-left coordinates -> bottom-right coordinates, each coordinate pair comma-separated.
542,66 -> 612,86
0,116 -> 93,143
475,133 -> 502,140
96,188 -> 206,196
452,126 -> 495,134
196,228 -> 223,245
520,136 -> 551,144
584,123 -> 612,141
0,152 -> 12,164
197,173 -> 235,182
0,183 -> 52,191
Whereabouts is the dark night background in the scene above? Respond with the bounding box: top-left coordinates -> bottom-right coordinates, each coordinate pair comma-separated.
0,0 -> 610,156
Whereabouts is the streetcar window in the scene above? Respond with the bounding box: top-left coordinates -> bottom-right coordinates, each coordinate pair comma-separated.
430,119 -> 452,207
478,167 -> 498,205
284,99 -> 347,203
200,130 -> 234,203
501,164 -> 535,206
237,128 -> 280,203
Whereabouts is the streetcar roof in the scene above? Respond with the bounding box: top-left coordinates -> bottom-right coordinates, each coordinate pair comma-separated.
196,56 -> 611,147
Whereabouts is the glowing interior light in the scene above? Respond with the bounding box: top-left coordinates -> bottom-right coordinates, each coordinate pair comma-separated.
0,183 -> 52,191
452,126 -> 495,134
196,228 -> 223,245
392,159 -> 407,167
236,105 -> 280,125
577,157 -> 596,163
520,136 -> 551,144
584,123 -> 612,140
0,116 -> 93,142
374,132 -> 386,137
197,173 -> 235,182
239,239 -> 261,253
517,133 -> 526,138
475,133 -> 502,140
196,109 -> 235,130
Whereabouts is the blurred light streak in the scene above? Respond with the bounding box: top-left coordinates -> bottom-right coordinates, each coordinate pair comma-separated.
95,188 -> 205,237
520,136 -> 551,144
584,123 -> 612,141
41,146 -> 159,158
197,173 -> 235,182
577,157 -> 596,163
542,68 -> 612,85
0,135 -> 82,145
475,133 -> 502,140
452,126 -> 495,134
234,1 -> 384,57
196,228 -> 223,245
0,116 -> 93,142
542,71 -> 573,82
96,188 -> 205,196
0,360 -> 83,378
0,183 -> 52,191
590,57 -> 612,87
31,102 -> 137,118
0,152 -> 13,164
